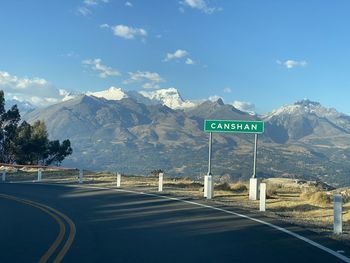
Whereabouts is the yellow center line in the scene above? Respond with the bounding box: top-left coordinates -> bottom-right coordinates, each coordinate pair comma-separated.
0,194 -> 76,263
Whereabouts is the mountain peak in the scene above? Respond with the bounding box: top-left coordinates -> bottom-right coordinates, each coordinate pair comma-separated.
294,99 -> 321,107
216,98 -> 225,105
139,88 -> 196,109
87,86 -> 128,101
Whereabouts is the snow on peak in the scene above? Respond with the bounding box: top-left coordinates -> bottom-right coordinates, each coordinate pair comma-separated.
139,88 -> 196,109
87,87 -> 128,101
266,99 -> 341,120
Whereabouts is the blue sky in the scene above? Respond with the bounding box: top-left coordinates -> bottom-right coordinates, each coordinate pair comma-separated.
0,0 -> 350,114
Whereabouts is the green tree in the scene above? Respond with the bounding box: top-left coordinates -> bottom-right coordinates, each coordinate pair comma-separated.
44,139 -> 73,165
13,121 -> 34,164
13,120 -> 73,165
0,91 -> 21,163
30,120 -> 49,164
0,90 -> 73,165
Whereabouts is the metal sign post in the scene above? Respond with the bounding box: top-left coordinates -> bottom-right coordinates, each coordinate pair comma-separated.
204,132 -> 213,199
249,133 -> 260,200
204,119 -> 264,201
253,134 -> 258,179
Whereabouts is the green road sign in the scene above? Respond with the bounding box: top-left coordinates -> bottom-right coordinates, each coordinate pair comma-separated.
204,120 -> 264,134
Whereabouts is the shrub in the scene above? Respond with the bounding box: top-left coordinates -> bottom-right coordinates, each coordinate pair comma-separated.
215,182 -> 231,191
309,191 -> 332,206
266,184 -> 281,198
231,182 -> 248,192
301,189 -> 332,206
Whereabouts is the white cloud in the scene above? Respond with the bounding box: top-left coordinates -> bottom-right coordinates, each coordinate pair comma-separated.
110,24 -> 147,40
124,71 -> 165,89
164,49 -> 189,61
180,0 -> 221,14
82,58 -> 121,78
84,0 -> 109,5
125,1 -> 133,7
277,59 -> 307,69
164,49 -> 196,65
0,71 -> 69,107
142,83 -> 161,89
100,23 -> 109,29
185,58 -> 195,65
223,87 -> 232,93
77,6 -> 91,16
232,101 -> 255,112
78,0 -> 109,16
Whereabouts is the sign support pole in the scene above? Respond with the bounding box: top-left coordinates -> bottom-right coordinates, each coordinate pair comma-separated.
208,132 -> 212,175
249,134 -> 259,200
253,133 -> 258,179
204,132 -> 213,199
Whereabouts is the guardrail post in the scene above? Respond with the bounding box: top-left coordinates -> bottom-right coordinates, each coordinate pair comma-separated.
37,168 -> 42,182
204,175 -> 213,199
2,171 -> 6,182
334,194 -> 342,234
158,172 -> 163,192
249,178 -> 259,200
117,173 -> 121,188
79,169 -> 83,184
259,183 -> 266,211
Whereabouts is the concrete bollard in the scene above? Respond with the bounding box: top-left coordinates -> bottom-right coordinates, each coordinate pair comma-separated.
334,194 -> 342,234
204,175 -> 214,199
249,178 -> 260,200
79,169 -> 83,184
259,183 -> 266,211
2,171 -> 6,182
158,173 -> 164,192
37,168 -> 42,181
117,173 -> 121,188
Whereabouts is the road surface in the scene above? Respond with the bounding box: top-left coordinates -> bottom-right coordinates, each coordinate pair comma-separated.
0,183 -> 349,263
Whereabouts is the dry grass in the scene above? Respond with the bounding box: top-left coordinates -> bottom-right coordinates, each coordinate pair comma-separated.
230,182 -> 248,193
300,189 -> 332,206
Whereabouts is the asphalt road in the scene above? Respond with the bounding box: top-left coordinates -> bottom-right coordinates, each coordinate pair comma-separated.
0,183 -> 349,263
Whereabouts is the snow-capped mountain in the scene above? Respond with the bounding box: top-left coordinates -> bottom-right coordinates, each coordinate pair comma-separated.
266,99 -> 341,119
139,88 -> 197,109
264,99 -> 350,143
87,87 -> 128,101
84,87 -> 197,110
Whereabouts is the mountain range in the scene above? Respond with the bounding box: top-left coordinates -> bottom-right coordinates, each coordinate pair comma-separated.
22,88 -> 350,187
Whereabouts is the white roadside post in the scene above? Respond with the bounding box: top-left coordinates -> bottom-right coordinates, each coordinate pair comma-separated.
79,169 -> 84,184
249,134 -> 259,200
37,168 -> 42,182
158,172 -> 164,192
2,171 -> 6,182
117,173 -> 121,188
259,183 -> 266,211
334,194 -> 342,234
